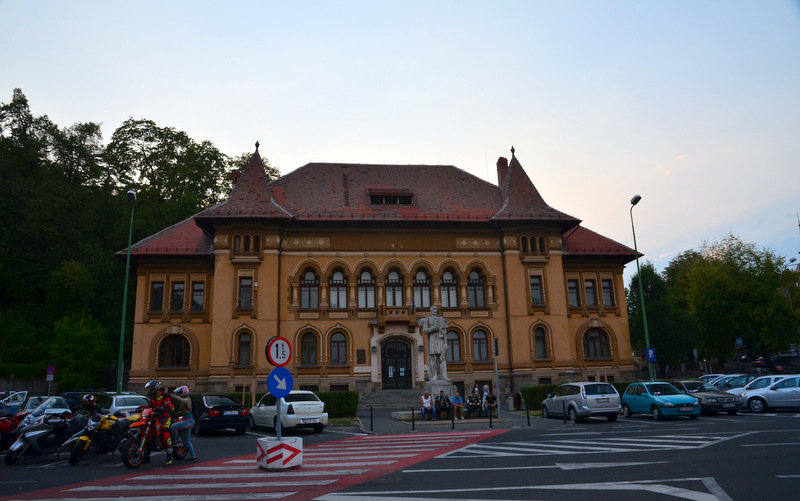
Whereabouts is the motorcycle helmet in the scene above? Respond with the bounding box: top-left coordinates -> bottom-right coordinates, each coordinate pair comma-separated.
174,385 -> 190,398
82,394 -> 96,407
144,379 -> 163,398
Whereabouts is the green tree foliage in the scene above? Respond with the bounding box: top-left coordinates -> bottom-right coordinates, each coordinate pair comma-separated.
627,262 -> 696,376
49,314 -> 110,390
228,151 -> 281,185
0,88 -> 258,387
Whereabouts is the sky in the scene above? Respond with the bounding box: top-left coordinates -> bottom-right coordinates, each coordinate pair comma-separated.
2,0 -> 799,285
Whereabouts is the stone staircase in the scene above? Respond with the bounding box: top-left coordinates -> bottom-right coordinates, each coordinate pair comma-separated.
357,388 -> 423,411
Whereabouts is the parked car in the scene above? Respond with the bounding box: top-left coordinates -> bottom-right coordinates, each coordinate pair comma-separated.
739,375 -> 800,413
671,380 -> 741,415
714,374 -> 757,392
191,394 -> 250,436
699,374 -> 726,384
99,394 -> 149,418
621,382 -> 700,420
17,396 -> 73,428
726,375 -> 788,396
540,382 -> 620,422
250,390 -> 328,432
0,391 -> 27,418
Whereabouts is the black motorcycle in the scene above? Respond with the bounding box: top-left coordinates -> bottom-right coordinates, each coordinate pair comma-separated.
64,412 -> 138,465
4,413 -> 86,465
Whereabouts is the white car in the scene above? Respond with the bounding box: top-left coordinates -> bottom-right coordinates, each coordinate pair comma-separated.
740,375 -> 800,413
17,396 -> 72,428
249,390 -> 328,433
102,394 -> 149,417
726,375 -> 787,396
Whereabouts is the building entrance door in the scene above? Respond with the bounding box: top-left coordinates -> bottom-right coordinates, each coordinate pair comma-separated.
381,339 -> 412,389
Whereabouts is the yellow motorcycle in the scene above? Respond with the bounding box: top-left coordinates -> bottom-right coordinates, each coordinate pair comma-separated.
66,412 -> 139,465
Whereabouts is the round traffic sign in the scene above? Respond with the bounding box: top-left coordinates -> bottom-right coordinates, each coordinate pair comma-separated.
266,336 -> 292,367
46,365 -> 55,375
267,367 -> 293,398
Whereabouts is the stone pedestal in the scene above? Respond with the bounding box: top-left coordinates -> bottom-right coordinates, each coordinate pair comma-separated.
256,437 -> 303,470
426,379 -> 456,398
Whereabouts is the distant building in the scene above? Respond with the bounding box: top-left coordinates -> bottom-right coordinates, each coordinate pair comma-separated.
124,148 -> 638,398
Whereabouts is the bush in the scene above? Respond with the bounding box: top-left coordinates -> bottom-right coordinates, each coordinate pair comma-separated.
316,391 -> 359,418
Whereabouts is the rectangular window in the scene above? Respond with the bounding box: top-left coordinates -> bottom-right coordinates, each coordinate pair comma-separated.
386,285 -> 402,307
358,285 -> 375,309
239,277 -> 253,309
602,278 -> 615,307
330,284 -> 347,309
191,282 -> 205,312
585,279 -> 598,307
530,275 -> 544,305
170,282 -> 185,312
150,281 -> 164,312
567,279 -> 580,307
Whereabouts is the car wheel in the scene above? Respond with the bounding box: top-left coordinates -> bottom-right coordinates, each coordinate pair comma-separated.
193,422 -> 204,437
541,406 -> 550,419
272,417 -> 278,431
749,397 -> 768,413
622,404 -> 632,418
249,416 -> 259,431
651,406 -> 663,421
313,424 -> 324,433
606,413 -> 618,422
568,407 -> 580,423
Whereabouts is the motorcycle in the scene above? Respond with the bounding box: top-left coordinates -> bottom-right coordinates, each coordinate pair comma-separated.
64,412 -> 139,465
121,406 -> 187,469
4,412 -> 86,465
0,413 -> 25,451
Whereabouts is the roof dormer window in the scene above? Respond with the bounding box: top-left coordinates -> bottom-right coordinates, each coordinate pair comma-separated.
366,187 -> 414,206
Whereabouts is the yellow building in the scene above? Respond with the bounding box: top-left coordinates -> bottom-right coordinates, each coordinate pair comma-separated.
126,148 -> 637,399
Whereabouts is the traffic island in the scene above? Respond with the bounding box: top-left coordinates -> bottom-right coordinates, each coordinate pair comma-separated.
256,436 -> 303,470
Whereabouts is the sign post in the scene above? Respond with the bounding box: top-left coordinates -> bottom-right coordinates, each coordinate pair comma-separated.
46,365 -> 55,396
258,337 -> 301,470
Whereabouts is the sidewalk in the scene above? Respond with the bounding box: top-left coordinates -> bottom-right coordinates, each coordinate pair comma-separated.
356,405 -> 533,434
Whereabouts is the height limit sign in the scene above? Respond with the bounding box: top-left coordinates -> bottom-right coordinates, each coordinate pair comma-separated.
266,336 -> 291,367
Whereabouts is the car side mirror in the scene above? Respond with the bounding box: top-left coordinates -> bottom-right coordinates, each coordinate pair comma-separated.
546,394 -> 553,399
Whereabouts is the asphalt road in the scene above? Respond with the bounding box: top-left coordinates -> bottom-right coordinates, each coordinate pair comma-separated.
2,411 -> 799,500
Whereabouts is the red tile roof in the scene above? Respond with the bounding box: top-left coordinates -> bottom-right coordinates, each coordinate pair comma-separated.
562,225 -> 637,259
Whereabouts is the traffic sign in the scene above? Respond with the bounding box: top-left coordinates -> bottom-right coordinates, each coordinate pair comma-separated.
646,347 -> 657,363
46,365 -> 55,375
266,336 -> 291,367
267,367 -> 293,398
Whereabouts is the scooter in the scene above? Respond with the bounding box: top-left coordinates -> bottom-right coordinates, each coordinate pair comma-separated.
4,412 -> 86,465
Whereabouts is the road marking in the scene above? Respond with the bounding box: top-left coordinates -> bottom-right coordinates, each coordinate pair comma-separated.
403,460 -> 668,473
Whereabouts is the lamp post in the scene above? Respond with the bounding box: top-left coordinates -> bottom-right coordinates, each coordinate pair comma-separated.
117,190 -> 136,394
630,195 -> 655,382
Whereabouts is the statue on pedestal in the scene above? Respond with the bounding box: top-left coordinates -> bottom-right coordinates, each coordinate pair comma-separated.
420,306 -> 448,381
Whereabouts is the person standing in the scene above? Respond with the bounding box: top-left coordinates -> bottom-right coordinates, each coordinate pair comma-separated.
170,385 -> 196,461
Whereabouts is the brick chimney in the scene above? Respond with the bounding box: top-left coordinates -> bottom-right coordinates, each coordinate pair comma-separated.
496,157 -> 509,188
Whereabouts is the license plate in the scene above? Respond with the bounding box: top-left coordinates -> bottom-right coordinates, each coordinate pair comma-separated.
223,410 -> 239,416
596,398 -> 610,403
723,403 -> 735,408
301,418 -> 319,424
678,406 -> 693,412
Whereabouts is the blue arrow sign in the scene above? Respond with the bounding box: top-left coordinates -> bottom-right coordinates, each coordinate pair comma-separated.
267,366 -> 293,398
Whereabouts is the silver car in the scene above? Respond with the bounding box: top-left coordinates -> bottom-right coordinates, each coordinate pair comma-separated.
541,382 -> 620,422
740,375 -> 800,413
726,375 -> 787,397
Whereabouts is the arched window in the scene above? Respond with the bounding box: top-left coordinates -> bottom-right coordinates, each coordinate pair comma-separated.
329,270 -> 347,309
446,331 -> 461,362
301,332 -> 317,365
300,270 -> 319,309
357,270 -> 376,309
473,330 -> 489,361
233,235 -> 241,254
243,235 -> 251,254
521,236 -> 529,254
583,328 -> 611,359
385,270 -> 403,307
413,270 -> 430,309
237,332 -> 251,366
158,334 -> 190,368
538,236 -> 547,255
467,270 -> 485,308
440,270 -> 458,309
253,235 -> 261,254
331,332 -> 347,365
534,326 -> 548,360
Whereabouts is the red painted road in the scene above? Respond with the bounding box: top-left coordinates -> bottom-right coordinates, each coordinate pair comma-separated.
1,430 -> 508,501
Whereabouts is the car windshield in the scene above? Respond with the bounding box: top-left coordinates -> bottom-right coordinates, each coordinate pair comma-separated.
646,383 -> 681,395
584,384 -> 616,395
680,382 -> 717,392
205,396 -> 240,406
118,396 -> 148,406
285,393 -> 320,403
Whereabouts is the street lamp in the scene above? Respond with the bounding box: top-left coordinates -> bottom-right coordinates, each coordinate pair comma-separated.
630,194 -> 655,381
117,190 -> 136,394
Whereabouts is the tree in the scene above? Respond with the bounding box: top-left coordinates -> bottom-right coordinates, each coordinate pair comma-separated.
228,151 -> 281,185
628,261 -> 696,377
49,314 -> 110,391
